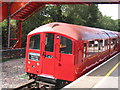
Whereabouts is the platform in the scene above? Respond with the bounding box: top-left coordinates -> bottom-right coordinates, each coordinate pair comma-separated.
63,53 -> 120,89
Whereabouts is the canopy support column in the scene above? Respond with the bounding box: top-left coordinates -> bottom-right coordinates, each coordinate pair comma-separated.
17,21 -> 22,48
7,3 -> 11,49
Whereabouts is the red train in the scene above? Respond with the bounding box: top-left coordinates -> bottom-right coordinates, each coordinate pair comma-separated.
25,22 -> 120,86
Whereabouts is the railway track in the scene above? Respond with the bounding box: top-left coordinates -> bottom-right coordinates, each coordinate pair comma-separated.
14,81 -> 56,90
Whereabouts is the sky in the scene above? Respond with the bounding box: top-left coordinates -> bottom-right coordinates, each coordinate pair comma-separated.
98,4 -> 119,20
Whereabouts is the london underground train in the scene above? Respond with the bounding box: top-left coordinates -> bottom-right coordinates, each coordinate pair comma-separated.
25,22 -> 120,86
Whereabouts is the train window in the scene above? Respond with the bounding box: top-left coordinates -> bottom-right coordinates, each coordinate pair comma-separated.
101,39 -> 107,51
117,39 -> 119,44
60,36 -> 72,54
84,43 -> 87,58
107,40 -> 110,50
29,34 -> 40,50
88,41 -> 94,56
88,40 -> 99,56
45,33 -> 54,52
94,41 -> 99,53
111,39 -> 117,50
105,40 -> 108,50
98,40 -> 103,52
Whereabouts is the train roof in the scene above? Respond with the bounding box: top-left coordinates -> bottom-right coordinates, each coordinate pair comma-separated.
28,22 -> 119,40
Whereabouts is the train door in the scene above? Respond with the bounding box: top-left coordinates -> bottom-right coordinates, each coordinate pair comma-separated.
41,33 -> 60,77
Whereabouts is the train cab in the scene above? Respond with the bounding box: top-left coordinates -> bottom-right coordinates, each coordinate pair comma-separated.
25,23 -> 77,83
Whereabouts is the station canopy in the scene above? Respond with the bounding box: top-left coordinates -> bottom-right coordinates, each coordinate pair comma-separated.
0,0 -> 120,22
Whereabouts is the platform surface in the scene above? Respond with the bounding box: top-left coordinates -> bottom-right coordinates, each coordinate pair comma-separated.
63,53 -> 120,89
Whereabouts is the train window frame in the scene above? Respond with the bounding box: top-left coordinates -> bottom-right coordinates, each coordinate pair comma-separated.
59,36 -> 72,54
29,34 -> 40,50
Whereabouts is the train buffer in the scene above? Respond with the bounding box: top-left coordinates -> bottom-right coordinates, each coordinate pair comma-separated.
63,52 -> 120,89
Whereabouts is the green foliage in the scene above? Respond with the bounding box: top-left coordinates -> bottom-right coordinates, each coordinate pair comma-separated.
86,4 -> 99,27
1,19 -> 17,48
1,19 -> 9,48
118,19 -> 120,32
61,5 -> 89,25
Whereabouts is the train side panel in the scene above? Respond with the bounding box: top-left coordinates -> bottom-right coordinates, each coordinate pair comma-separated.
25,22 -> 120,84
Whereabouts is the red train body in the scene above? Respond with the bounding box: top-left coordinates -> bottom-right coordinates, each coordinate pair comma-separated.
25,22 -> 120,84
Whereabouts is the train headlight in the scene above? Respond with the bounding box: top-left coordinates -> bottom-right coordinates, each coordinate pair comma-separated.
28,61 -> 30,64
37,63 -> 40,66
29,53 -> 40,61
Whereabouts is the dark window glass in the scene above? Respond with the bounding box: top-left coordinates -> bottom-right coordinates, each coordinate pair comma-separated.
45,33 -> 54,52
60,36 -> 72,54
29,34 -> 40,50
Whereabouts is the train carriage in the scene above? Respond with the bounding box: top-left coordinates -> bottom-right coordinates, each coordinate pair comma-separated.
25,22 -> 120,85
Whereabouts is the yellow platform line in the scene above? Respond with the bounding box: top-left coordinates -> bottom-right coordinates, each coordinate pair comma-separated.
93,61 -> 120,88
106,61 -> 120,77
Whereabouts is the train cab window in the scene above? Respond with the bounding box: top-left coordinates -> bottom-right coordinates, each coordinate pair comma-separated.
45,33 -> 54,52
60,36 -> 72,54
29,34 -> 40,50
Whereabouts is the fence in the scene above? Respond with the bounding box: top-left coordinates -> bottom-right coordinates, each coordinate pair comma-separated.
1,48 -> 26,61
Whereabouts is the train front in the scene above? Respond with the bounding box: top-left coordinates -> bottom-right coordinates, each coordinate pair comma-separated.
25,24 -> 75,84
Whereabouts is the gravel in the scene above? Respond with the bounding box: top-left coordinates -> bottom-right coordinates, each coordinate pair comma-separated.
1,58 -> 33,89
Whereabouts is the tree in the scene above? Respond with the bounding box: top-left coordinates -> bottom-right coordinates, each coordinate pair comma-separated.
86,4 -> 99,27
118,19 -> 120,32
